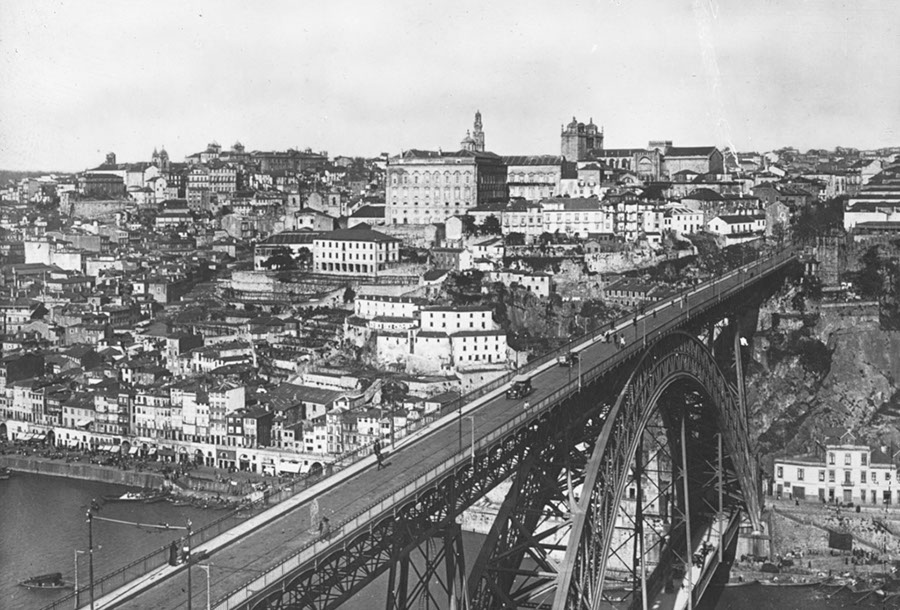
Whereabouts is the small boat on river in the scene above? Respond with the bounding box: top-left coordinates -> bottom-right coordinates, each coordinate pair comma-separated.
104,490 -> 168,503
0,466 -> 11,480
19,572 -> 73,590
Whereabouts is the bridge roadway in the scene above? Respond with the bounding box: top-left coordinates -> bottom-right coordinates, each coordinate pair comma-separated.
88,250 -> 795,610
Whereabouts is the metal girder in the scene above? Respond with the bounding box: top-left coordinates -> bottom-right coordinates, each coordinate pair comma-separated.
468,408 -> 607,609
553,331 -> 761,610
251,327 -> 762,610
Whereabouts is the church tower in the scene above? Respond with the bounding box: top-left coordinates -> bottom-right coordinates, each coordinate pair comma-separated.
473,110 -> 485,152
560,116 -> 603,161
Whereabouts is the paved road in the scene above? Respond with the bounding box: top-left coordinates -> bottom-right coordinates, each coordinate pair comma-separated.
93,254 -> 792,610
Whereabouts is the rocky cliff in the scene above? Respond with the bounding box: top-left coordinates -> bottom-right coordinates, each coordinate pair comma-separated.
748,296 -> 900,463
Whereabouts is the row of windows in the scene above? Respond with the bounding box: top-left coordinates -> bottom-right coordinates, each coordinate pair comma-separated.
391,171 -> 473,186
777,465 -> 893,483
828,452 -> 867,466
391,201 -> 466,207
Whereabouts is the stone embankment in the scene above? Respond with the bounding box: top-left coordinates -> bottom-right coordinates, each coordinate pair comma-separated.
0,454 -> 166,489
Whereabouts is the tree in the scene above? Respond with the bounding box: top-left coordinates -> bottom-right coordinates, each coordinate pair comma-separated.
295,247 -> 312,269
261,247 -> 297,270
481,214 -> 501,235
856,246 -> 883,299
343,286 -> 356,303
505,232 -> 525,246
461,215 -> 477,236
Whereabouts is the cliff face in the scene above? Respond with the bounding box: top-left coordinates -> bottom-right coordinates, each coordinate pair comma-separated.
748,299 -> 900,461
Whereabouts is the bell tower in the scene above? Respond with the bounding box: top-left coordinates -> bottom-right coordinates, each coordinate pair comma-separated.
473,110 -> 485,152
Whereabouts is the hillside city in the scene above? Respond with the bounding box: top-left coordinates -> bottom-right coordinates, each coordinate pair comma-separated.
2,112 -> 899,480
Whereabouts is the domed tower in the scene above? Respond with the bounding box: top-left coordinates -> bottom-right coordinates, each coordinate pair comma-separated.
473,110 -> 485,152
158,146 -> 170,171
584,117 -> 603,153
460,130 -> 477,152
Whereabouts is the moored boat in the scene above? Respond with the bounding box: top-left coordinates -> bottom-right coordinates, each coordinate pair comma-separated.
0,466 -> 11,480
104,490 -> 168,503
104,491 -> 146,502
19,572 -> 73,590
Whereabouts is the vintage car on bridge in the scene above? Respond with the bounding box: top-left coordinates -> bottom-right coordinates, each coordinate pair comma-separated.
556,351 -> 580,367
505,375 -> 533,400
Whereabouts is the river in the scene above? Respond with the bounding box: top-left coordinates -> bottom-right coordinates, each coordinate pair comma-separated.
2,472 -> 897,610
0,472 -> 219,610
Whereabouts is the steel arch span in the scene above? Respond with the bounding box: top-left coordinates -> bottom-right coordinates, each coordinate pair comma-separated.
548,330 -> 760,610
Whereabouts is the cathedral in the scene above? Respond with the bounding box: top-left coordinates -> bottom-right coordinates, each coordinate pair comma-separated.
560,117 -> 603,161
460,111 -> 486,152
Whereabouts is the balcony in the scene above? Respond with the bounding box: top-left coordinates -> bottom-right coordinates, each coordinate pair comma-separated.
841,480 -> 855,487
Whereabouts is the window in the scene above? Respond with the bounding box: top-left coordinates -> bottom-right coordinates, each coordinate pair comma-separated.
845,453 -> 852,465
829,470 -> 835,482
862,453 -> 868,466
797,468 -> 804,481
887,472 -> 893,481
861,471 -> 867,484
819,470 -> 825,482
776,466 -> 783,478
829,452 -> 835,465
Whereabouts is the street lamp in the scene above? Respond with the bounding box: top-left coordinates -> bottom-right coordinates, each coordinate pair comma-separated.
198,564 -> 212,610
185,520 -> 193,610
74,549 -> 86,610
86,506 -> 95,610
465,415 -> 475,466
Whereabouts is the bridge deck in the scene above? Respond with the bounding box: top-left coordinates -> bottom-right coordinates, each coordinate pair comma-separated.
88,252 -> 794,610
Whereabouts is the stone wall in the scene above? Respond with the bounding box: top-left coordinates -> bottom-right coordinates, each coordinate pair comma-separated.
69,199 -> 133,220
0,455 -> 167,488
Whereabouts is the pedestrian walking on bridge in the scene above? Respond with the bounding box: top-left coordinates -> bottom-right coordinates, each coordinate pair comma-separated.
374,440 -> 385,470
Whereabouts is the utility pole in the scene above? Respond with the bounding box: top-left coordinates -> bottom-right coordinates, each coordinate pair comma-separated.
87,506 -> 95,610
198,564 -> 212,610
186,519 -> 193,610
74,549 -> 86,610
465,415 -> 475,466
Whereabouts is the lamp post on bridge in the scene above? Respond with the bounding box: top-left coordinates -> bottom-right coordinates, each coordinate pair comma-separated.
198,564 -> 212,610
86,505 -> 95,610
465,415 -> 476,467
74,549 -> 86,610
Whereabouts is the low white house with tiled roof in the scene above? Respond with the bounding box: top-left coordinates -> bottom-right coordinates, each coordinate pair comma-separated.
706,213 -> 765,244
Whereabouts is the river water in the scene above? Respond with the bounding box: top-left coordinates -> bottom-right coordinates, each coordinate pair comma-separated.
2,472 -> 897,610
0,472 -> 219,610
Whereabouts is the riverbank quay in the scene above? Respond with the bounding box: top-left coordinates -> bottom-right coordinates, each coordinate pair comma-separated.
723,497 -> 900,586
0,453 -> 166,489
0,441 -> 281,501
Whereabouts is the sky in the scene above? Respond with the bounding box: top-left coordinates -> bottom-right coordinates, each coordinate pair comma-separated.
0,0 -> 898,171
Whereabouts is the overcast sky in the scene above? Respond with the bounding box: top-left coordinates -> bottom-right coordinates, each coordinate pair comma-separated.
1,0 -> 898,171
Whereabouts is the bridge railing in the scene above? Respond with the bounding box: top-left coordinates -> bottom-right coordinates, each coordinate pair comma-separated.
39,467 -> 335,610
214,244 -> 799,609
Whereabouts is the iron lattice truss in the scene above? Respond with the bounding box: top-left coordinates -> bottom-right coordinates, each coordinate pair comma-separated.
553,331 -> 759,610
249,328 -> 762,610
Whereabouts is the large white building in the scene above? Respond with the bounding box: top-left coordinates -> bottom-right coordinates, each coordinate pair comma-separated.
385,149 -> 508,226
503,155 -> 563,200
312,226 -> 401,277
773,429 -> 899,505
540,197 -> 613,238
